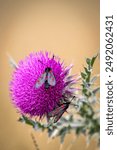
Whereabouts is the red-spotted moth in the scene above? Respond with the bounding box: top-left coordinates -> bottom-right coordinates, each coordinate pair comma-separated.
47,96 -> 75,123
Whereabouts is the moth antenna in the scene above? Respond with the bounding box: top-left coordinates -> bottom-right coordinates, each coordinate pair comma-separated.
38,55 -> 54,66
52,55 -> 55,59
71,96 -> 76,102
38,59 -> 46,66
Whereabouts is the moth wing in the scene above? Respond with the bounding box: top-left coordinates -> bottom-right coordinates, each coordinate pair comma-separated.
48,104 -> 68,123
47,110 -> 64,123
35,72 -> 46,88
48,108 -> 59,117
48,105 -> 63,117
47,71 -> 56,86
54,110 -> 65,123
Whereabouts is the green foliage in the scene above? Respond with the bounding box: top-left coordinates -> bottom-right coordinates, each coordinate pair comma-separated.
81,55 -> 98,97
18,55 -> 100,145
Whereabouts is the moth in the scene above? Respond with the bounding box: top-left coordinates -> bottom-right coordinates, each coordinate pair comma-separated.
47,96 -> 75,123
35,56 -> 56,89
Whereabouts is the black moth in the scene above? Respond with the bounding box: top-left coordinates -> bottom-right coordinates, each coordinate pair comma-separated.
47,96 -> 75,123
35,56 -> 56,89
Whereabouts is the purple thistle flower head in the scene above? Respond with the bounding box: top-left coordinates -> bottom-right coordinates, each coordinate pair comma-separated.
10,51 -> 78,119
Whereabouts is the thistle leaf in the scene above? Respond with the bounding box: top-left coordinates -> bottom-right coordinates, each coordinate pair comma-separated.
86,58 -> 91,66
91,55 -> 98,67
81,72 -> 87,79
92,87 -> 100,95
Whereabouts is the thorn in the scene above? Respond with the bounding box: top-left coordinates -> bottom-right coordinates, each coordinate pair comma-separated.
6,52 -> 18,69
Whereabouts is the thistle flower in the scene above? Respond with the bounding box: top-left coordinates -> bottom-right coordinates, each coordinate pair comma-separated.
10,52 -> 78,119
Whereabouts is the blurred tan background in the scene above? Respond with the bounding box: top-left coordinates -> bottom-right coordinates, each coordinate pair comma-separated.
0,0 -> 99,150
